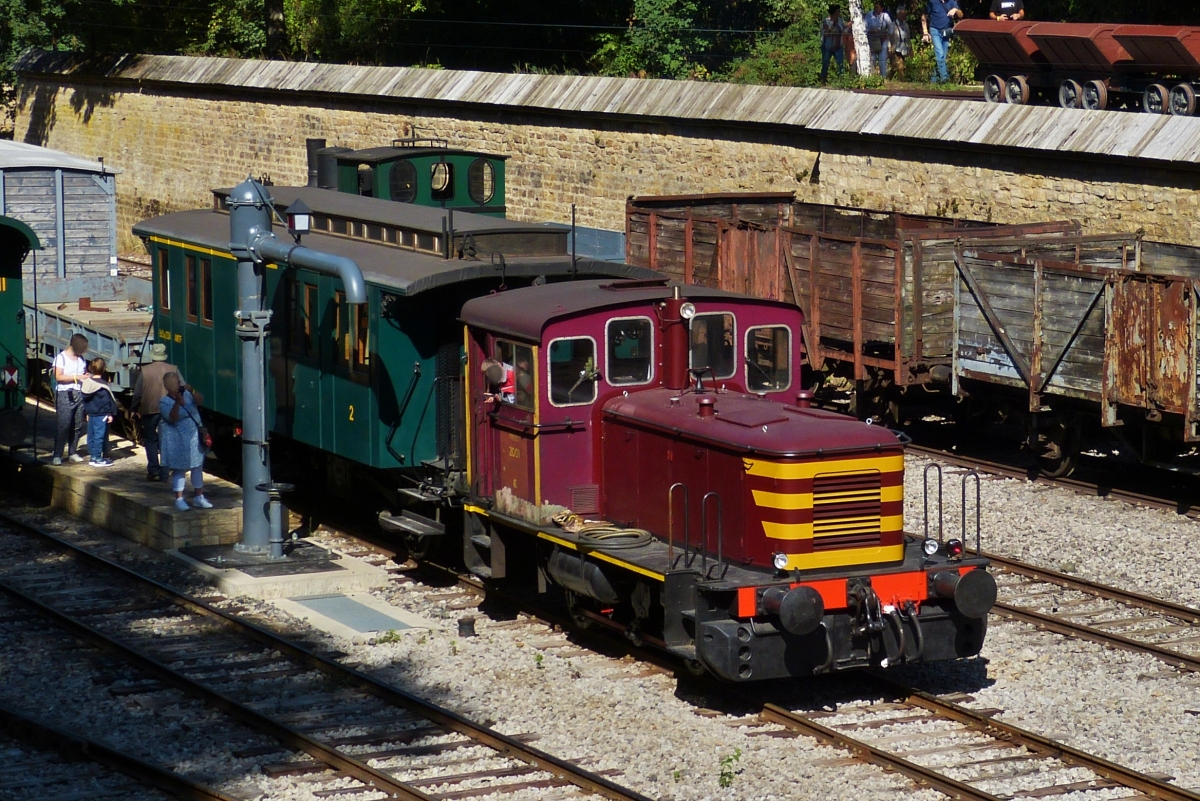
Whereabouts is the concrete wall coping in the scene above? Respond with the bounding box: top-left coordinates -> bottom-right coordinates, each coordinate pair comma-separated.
16,49 -> 1200,170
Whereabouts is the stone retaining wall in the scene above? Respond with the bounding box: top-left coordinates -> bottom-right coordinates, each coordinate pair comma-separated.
13,68 -> 1200,252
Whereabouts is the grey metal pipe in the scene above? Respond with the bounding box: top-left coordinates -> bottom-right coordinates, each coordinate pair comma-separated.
227,176 -> 365,557
251,236 -> 367,304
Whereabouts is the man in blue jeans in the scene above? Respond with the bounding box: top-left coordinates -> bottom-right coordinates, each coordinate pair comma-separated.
922,0 -> 962,83
819,4 -> 849,85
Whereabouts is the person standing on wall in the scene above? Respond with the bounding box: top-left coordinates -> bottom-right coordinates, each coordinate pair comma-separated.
890,6 -> 912,80
922,0 -> 962,84
131,343 -> 196,482
866,2 -> 895,79
989,0 -> 1024,20
819,5 -> 849,85
51,333 -> 89,465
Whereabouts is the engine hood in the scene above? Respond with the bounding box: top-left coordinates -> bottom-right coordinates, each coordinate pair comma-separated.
602,389 -> 903,458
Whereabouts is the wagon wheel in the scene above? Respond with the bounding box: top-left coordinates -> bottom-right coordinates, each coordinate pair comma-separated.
983,74 -> 1005,103
1058,79 -> 1082,109
564,591 -> 595,630
1036,418 -> 1081,478
1005,75 -> 1031,105
1143,83 -> 1169,114
1081,80 -> 1108,111
1169,84 -> 1197,116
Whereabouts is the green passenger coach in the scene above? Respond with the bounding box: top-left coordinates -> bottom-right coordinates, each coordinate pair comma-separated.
132,185 -> 650,500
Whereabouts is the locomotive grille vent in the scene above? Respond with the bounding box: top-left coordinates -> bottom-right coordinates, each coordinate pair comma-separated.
811,471 -> 881,551
569,485 -> 600,515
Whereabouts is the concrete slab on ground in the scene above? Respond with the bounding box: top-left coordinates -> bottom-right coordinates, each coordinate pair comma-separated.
0,399 -> 242,550
169,541 -> 391,601
272,593 -> 438,642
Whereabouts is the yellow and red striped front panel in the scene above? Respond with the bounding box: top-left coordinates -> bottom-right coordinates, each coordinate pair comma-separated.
745,454 -> 905,570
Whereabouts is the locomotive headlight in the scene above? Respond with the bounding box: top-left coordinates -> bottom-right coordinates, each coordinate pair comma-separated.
922,538 -> 940,556
772,552 -> 790,571
679,302 -> 696,320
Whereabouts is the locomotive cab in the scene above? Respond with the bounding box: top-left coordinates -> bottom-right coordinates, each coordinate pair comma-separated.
460,279 -> 996,681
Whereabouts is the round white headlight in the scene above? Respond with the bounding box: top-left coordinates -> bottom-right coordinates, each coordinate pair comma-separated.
922,538 -> 940,556
679,302 -> 696,320
772,552 -> 789,571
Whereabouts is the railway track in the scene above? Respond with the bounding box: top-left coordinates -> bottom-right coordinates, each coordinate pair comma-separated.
909,444 -> 1200,673
0,511 -> 651,801
0,703 -> 236,801
758,676 -> 1200,801
907,443 -> 1200,519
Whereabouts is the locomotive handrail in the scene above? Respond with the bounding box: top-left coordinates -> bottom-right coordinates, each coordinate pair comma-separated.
962,470 -> 982,554
486,408 -> 583,434
923,463 -> 943,542
702,491 -> 726,580
667,483 -> 688,568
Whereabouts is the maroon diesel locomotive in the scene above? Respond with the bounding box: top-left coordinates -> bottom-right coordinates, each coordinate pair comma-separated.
437,278 -> 996,681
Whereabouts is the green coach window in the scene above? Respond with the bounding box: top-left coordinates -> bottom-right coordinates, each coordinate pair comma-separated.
468,159 -> 495,204
390,161 -> 417,203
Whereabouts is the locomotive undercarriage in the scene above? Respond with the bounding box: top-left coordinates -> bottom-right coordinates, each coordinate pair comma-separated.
461,507 -> 991,682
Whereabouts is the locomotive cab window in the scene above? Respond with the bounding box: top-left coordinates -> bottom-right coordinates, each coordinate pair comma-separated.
690,312 -> 736,380
745,325 -> 791,392
606,317 -> 653,386
389,160 -> 417,203
431,161 -> 454,201
488,340 -> 534,410
467,159 -> 495,204
548,337 -> 597,407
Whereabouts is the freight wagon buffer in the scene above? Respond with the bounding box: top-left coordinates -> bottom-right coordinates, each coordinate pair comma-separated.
460,280 -> 995,680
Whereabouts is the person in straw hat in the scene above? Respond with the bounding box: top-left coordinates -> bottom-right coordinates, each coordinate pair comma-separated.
132,343 -> 202,481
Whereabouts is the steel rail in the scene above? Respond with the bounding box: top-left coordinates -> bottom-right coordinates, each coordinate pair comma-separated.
759,704 -> 1003,801
763,676 -> 1200,801
0,571 -> 434,801
0,510 -> 652,801
0,703 -> 240,801
908,446 -> 1200,671
907,443 -> 1199,518
985,552 -> 1200,623
991,602 -> 1200,673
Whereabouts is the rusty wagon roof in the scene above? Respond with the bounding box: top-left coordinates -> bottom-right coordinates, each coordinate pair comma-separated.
459,279 -> 798,341
132,210 -> 655,296
603,389 -> 903,458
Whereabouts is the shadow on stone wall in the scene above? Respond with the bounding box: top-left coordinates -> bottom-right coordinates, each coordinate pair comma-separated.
16,51 -> 141,143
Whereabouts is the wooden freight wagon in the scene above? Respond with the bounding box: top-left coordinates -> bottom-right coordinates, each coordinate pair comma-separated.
626,194 -> 1079,415
953,237 -> 1200,474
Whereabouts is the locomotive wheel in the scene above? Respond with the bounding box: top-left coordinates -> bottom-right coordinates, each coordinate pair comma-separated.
1081,80 -> 1108,111
1004,75 -> 1031,105
983,74 -> 1005,103
1058,79 -> 1082,109
683,658 -> 709,677
1143,83 -> 1169,114
1036,418 -> 1081,478
565,591 -> 595,630
403,533 -> 443,561
1169,83 -> 1197,116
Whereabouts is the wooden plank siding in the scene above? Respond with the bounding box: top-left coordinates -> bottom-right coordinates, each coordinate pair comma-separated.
1,168 -> 115,289
626,194 -> 1086,386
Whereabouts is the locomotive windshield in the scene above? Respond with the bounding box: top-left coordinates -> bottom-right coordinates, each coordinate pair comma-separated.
606,317 -> 653,385
690,312 -> 736,379
745,325 -> 791,392
549,337 -> 598,406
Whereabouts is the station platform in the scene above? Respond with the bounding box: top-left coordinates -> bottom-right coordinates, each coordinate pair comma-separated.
0,398 -> 242,551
